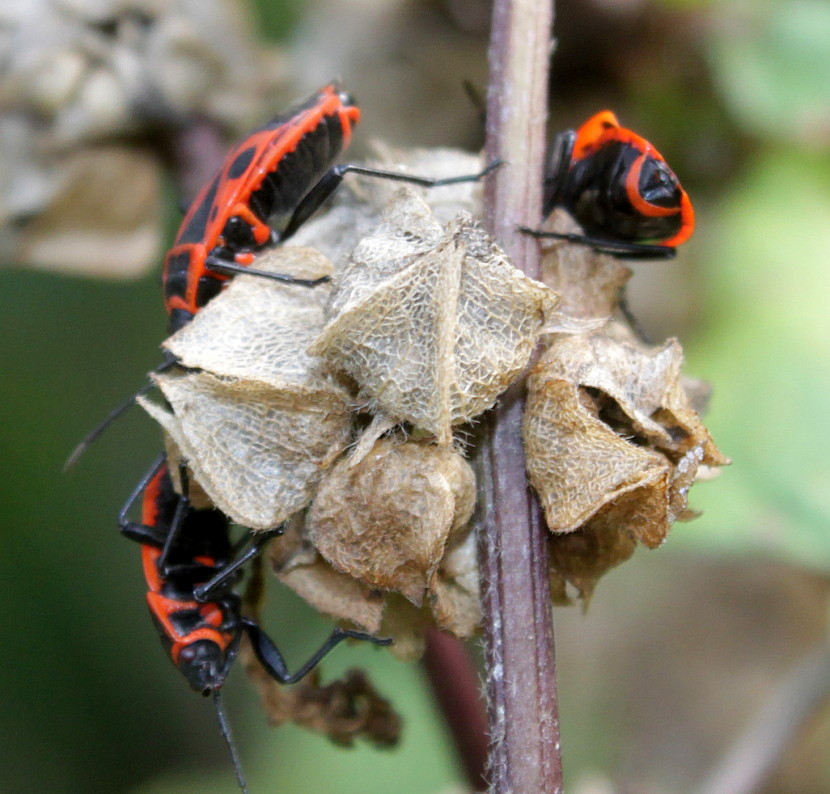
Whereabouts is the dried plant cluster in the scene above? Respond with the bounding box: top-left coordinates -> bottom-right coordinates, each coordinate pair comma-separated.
0,0 -> 287,275
140,149 -> 726,730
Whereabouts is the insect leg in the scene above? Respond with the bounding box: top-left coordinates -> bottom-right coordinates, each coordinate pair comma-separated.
242,620 -> 392,685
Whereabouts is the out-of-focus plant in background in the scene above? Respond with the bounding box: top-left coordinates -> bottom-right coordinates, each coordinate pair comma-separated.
1,0 -> 828,792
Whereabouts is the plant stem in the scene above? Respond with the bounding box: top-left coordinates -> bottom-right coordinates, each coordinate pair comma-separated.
477,1 -> 563,792
422,629 -> 488,791
168,120 -> 227,204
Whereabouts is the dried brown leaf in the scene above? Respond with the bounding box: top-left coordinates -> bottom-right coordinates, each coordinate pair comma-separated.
245,655 -> 401,747
544,331 -> 727,463
269,511 -> 480,659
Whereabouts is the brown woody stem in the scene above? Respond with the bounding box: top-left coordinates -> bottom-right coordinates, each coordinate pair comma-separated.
168,120 -> 227,205
477,0 -> 563,792
422,629 -> 489,791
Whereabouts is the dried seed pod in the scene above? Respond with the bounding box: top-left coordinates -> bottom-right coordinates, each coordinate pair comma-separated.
309,189 -> 559,443
524,330 -> 728,599
307,437 -> 476,606
140,248 -> 352,530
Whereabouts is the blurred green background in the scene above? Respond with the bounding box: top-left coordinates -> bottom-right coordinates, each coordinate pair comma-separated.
2,0 -> 829,792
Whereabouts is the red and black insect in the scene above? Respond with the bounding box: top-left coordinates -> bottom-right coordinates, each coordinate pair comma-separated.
66,83 -> 497,467
119,457 -> 391,792
163,81 -> 497,333
531,110 -> 695,258
163,83 -> 357,332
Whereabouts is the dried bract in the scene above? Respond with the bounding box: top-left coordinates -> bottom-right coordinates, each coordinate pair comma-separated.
309,189 -> 559,443
140,249 -> 352,530
307,438 -> 476,606
524,329 -> 729,600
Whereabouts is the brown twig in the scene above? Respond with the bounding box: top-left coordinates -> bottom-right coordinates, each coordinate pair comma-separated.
166,119 -> 227,205
422,629 -> 489,791
477,1 -> 563,793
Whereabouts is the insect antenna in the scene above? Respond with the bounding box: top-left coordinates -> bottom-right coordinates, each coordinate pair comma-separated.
63,358 -> 177,471
213,690 -> 249,794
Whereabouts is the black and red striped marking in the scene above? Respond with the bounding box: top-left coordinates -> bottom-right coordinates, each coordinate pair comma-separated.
119,460 -> 392,695
541,110 -> 695,255
123,462 -> 242,692
163,83 -> 360,330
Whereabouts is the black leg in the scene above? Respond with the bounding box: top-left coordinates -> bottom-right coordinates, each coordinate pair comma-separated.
193,527 -> 284,602
204,255 -> 331,287
279,167 -> 349,241
520,227 -> 677,260
279,159 -> 502,242
156,464 -> 192,573
119,457 -> 216,578
118,454 -> 167,534
334,158 -> 502,189
242,620 -> 393,685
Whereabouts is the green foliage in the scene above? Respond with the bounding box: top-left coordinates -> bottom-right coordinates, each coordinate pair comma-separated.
707,0 -> 830,142
677,148 -> 830,571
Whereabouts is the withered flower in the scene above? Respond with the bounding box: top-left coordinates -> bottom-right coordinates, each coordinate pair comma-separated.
140,248 -> 352,530
309,188 -> 558,444
524,212 -> 729,601
2,0 -> 286,276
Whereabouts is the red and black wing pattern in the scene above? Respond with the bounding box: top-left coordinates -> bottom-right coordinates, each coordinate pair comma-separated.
546,110 -> 694,248
163,83 -> 360,321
